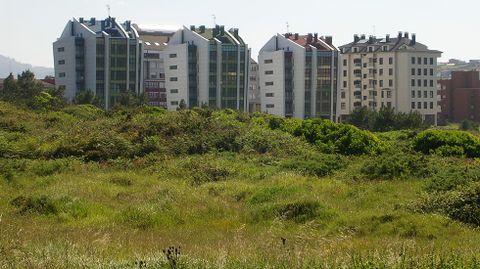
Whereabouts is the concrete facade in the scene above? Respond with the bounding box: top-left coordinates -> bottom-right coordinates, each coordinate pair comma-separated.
339,32 -> 442,124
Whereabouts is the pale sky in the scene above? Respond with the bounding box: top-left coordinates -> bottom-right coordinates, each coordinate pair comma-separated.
0,0 -> 478,67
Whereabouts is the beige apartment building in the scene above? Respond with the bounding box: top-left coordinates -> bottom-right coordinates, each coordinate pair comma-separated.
338,32 -> 442,124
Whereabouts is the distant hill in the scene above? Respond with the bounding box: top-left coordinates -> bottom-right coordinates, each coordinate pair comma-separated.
0,54 -> 53,79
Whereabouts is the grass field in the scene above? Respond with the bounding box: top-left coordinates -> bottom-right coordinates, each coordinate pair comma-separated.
1,102 -> 480,268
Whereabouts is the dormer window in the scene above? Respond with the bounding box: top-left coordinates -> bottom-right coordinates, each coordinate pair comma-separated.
382,45 -> 389,51
368,46 -> 374,52
353,47 -> 359,53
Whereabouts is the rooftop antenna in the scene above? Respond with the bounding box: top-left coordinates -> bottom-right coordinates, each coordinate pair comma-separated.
286,22 -> 290,33
106,4 -> 111,17
212,14 -> 216,26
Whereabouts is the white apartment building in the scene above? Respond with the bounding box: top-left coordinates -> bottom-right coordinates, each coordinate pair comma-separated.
338,32 -> 442,124
259,33 -> 338,120
248,59 -> 261,112
164,25 -> 250,111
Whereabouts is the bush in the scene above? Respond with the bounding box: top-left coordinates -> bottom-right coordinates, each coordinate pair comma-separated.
419,182 -> 480,226
29,159 -> 72,176
10,195 -> 58,215
361,152 -> 432,180
184,159 -> 237,185
281,153 -> 346,177
425,162 -> 480,193
276,201 -> 320,223
414,130 -> 480,158
291,119 -> 384,155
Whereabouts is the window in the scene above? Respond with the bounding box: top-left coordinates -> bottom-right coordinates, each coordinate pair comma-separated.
343,81 -> 347,87
264,59 -> 273,64
353,47 -> 359,53
265,82 -> 274,86
379,80 -> 384,87
417,69 -> 421,76
381,91 -> 384,98
424,102 -> 428,109
58,60 -> 65,65
389,57 -> 393,64
430,58 -> 434,65
382,46 -> 389,51
418,57 -> 421,64
389,69 -> 393,76
389,79 -> 393,87
411,57 -> 416,64
363,85 -> 367,90
343,59 -> 347,66
343,70 -> 347,77
170,89 -> 178,94
417,90 -> 421,98
341,92 -> 346,99
170,77 -> 178,82
424,80 -> 428,87
424,69 -> 428,76
341,103 -> 346,110
171,101 -> 179,106
387,91 -> 392,98
411,102 -> 415,109
387,102 -> 392,108
411,68 -> 415,75
430,91 -> 434,98
265,70 -> 274,75
411,79 -> 416,86
169,65 -> 178,70
265,93 -> 274,97
430,80 -> 434,87
424,91 -> 428,98
418,79 -> 422,87
59,72 -> 66,78
430,69 -> 434,76
411,91 -> 415,98
418,102 -> 422,109
368,46 -> 373,52
266,104 -> 275,108
379,69 -> 383,76
379,58 -> 384,65
424,58 -> 428,65
57,47 -> 65,52
430,102 -> 434,109
169,53 -> 177,58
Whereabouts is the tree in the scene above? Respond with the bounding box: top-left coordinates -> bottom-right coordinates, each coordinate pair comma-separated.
75,89 -> 95,105
0,73 -> 17,101
348,107 -> 374,130
177,99 -> 187,110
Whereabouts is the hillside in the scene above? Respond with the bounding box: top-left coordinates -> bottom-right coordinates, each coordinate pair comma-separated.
1,102 -> 480,268
0,54 -> 53,78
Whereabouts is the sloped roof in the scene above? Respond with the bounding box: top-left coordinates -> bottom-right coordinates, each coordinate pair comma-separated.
339,34 -> 442,54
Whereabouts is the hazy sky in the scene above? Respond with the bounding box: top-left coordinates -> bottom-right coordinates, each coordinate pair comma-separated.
0,0 -> 478,67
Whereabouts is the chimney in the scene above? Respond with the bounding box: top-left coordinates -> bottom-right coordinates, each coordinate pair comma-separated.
219,25 -> 225,35
368,35 -> 374,43
294,33 -> 299,40
404,32 -> 409,39
398,31 -> 403,39
233,28 -> 239,37
90,18 -> 96,26
411,33 -> 416,45
314,33 -> 318,41
307,33 -> 313,43
79,17 -> 84,23
199,25 -> 205,33
190,25 -> 196,31
354,34 -> 360,43
325,36 -> 333,46
386,34 -> 390,43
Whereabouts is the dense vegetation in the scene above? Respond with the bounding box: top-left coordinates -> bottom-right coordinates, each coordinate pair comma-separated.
1,101 -> 480,268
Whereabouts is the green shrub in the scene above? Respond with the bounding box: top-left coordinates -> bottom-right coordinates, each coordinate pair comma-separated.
276,201 -> 320,223
291,119 -> 384,155
29,159 -> 72,176
62,104 -> 104,120
184,159 -> 237,185
414,130 -> 480,158
361,152 -> 432,180
10,195 -> 58,215
425,161 -> 480,192
281,153 -> 346,177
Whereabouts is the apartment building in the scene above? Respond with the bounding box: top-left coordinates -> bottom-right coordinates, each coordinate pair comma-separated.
258,33 -> 338,119
248,59 -> 261,112
133,24 -> 177,108
338,32 -> 442,124
164,25 -> 250,111
438,71 -> 480,123
53,17 -> 142,109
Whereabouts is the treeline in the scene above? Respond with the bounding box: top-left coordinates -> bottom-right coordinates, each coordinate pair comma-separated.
347,106 -> 424,132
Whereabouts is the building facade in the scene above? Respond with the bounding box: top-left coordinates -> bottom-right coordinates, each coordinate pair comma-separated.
258,33 -> 338,120
248,59 -> 261,112
438,71 -> 480,123
163,25 -> 250,111
338,32 -> 442,124
53,17 -> 142,110
134,24 -> 177,108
